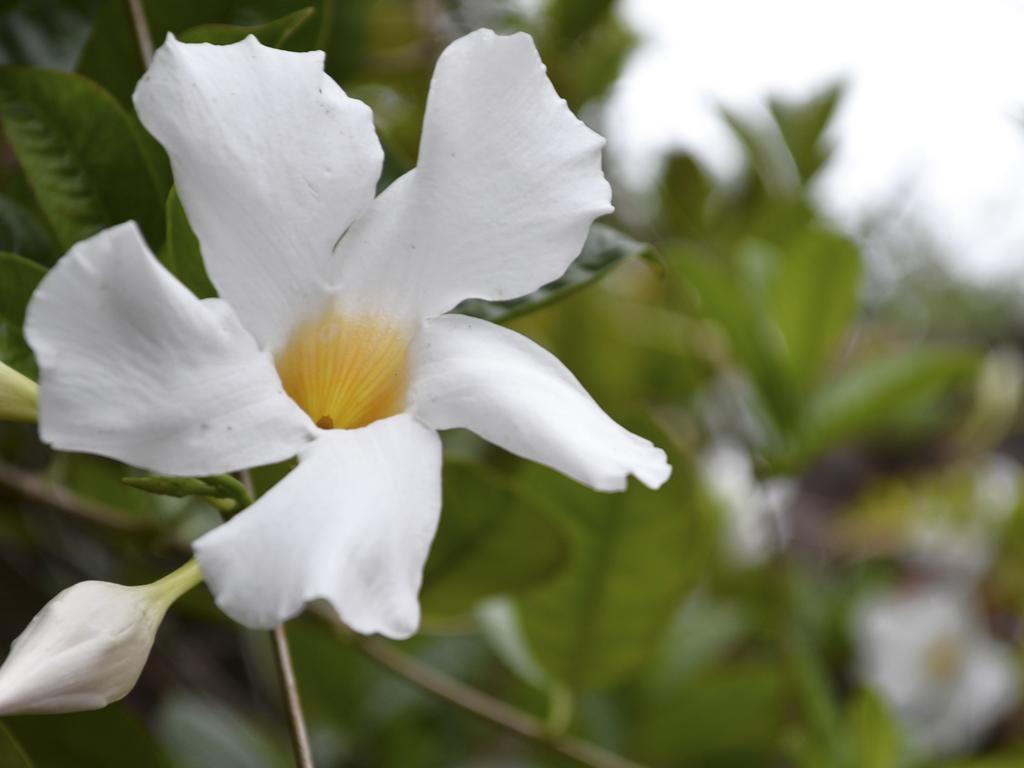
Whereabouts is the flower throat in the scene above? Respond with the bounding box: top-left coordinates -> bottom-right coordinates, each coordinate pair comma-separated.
275,309 -> 409,430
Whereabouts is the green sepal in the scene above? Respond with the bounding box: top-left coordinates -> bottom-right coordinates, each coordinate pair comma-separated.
123,473 -> 252,512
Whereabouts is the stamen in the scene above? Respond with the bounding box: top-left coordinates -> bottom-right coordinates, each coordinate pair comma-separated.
276,309 -> 409,430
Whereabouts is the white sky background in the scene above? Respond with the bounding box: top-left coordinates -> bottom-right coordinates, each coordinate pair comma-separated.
605,0 -> 1024,284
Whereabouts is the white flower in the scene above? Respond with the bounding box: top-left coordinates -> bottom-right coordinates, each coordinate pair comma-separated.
0,360 -> 37,422
853,585 -> 1020,758
0,563 -> 200,715
24,31 -> 670,639
700,442 -> 793,566
905,455 -> 1020,583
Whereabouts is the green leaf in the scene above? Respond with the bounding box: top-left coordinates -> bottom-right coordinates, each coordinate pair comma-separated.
846,690 -> 902,768
778,347 -> 979,468
633,660 -> 789,766
658,152 -> 712,236
0,195 -> 55,263
546,0 -> 615,42
720,105 -> 797,197
0,0 -> 95,70
769,83 -> 842,184
161,186 -> 216,299
513,464 -> 700,691
179,7 -> 316,46
421,463 -> 568,616
0,67 -> 166,251
678,243 -> 800,430
76,0 -> 231,108
7,706 -> 174,768
0,723 -> 33,768
457,223 -> 655,323
155,692 -> 292,768
0,251 -> 45,375
769,228 -> 861,392
123,473 -> 252,512
786,631 -> 842,762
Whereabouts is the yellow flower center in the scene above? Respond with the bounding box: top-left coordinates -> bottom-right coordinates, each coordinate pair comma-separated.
275,308 -> 410,430
923,633 -> 966,683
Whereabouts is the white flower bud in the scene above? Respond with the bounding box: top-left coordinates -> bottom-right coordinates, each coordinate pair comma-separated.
0,561 -> 201,715
0,360 -> 37,423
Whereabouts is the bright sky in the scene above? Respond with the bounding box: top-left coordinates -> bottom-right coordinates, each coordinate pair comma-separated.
605,0 -> 1024,283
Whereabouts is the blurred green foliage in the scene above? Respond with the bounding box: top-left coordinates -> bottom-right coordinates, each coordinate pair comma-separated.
0,1 -> 1023,767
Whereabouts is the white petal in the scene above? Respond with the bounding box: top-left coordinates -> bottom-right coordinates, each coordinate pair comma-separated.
25,222 -> 315,475
408,314 -> 670,492
133,35 -> 383,350
194,415 -> 442,638
332,29 -> 612,320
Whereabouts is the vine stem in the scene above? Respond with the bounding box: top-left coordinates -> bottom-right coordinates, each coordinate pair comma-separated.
127,0 -> 154,67
271,624 -> 316,768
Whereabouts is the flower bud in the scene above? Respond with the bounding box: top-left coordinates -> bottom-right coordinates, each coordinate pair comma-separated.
0,360 -> 37,422
0,561 -> 201,715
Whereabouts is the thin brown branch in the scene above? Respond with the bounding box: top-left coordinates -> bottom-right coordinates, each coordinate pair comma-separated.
127,0 -> 154,68
236,471 -> 315,768
0,461 -> 157,535
272,624 -> 316,768
351,634 -> 649,768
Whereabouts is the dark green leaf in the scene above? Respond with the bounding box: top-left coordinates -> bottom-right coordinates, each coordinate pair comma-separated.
155,692 -> 292,768
161,186 -> 215,299
0,251 -> 44,375
0,0 -> 96,70
514,464 -> 700,690
0,723 -> 33,768
0,195 -> 55,263
179,7 -> 315,46
0,67 -> 166,250
421,462 -> 568,616
0,251 -> 44,328
7,706 -> 174,768
457,223 -> 655,323
76,0 -> 231,108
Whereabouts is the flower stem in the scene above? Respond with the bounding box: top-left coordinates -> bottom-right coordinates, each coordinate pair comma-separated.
127,0 -> 154,67
235,471 -> 315,768
147,558 -> 203,606
271,624 -> 315,768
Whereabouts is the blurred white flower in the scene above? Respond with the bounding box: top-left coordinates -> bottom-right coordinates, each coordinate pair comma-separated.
0,359 -> 37,422
24,31 -> 670,640
0,562 -> 200,715
854,585 -> 1020,758
906,455 -> 1020,583
700,442 -> 794,565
